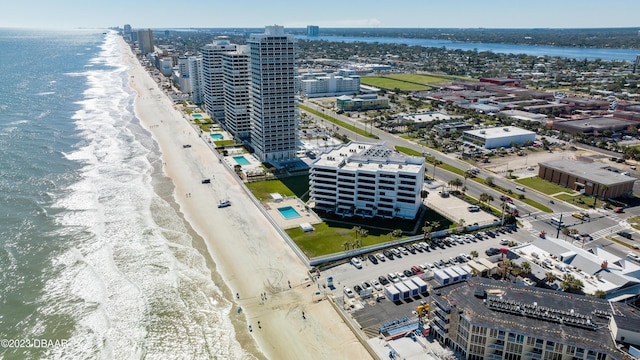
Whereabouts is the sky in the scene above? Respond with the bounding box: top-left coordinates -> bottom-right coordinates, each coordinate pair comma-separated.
2,0 -> 639,29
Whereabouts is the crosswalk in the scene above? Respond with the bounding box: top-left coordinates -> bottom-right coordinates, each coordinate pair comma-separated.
590,224 -> 626,241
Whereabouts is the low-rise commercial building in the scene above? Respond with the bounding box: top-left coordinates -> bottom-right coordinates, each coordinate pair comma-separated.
336,94 -> 389,112
309,142 -> 425,219
553,117 -> 638,135
538,159 -> 636,199
462,126 -> 536,149
298,69 -> 360,98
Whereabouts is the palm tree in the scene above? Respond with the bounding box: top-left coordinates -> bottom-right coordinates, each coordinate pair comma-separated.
463,170 -> 474,188
450,177 -> 463,190
545,272 -> 558,284
560,274 -> 584,294
593,290 -> 606,299
358,229 -> 368,247
422,225 -> 433,242
458,218 -> 466,231
479,192 -> 493,205
470,250 -> 478,258
431,221 -> 440,231
520,261 -> 531,276
353,226 -> 361,242
392,229 -> 403,240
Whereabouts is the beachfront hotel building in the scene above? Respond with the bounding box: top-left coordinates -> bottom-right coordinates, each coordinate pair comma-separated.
137,29 -> 154,55
309,142 -> 425,219
202,40 -> 237,123
430,277 -> 636,360
188,56 -> 203,105
248,26 -> 297,162
222,46 -> 251,141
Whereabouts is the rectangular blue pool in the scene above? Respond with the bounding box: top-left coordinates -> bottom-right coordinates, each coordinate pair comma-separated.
233,156 -> 250,166
210,133 -> 223,140
278,206 -> 301,219
192,113 -> 203,118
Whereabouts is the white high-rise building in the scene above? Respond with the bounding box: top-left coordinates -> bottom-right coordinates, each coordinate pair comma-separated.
309,142 -> 425,219
202,40 -> 237,122
188,56 -> 203,105
248,25 -> 297,162
222,46 -> 251,141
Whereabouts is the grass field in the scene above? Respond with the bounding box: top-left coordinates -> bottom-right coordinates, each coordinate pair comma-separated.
246,175 -> 308,201
516,177 -> 572,195
384,73 -> 455,85
360,77 -> 431,91
289,208 -> 452,258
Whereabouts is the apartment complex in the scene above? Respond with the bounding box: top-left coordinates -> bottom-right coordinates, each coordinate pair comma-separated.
309,142 -> 425,219
306,25 -> 319,36
137,28 -> 154,55
298,69 -> 361,98
248,25 -> 298,162
202,40 -> 237,122
222,46 -> 251,141
430,277 -> 635,360
188,56 -> 203,105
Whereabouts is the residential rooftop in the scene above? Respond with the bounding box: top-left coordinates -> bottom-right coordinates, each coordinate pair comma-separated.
432,277 -> 637,359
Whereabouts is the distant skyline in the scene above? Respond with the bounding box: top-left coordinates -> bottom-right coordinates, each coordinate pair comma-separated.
2,0 -> 640,30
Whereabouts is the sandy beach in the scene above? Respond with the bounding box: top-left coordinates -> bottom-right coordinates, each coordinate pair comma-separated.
119,37 -> 372,359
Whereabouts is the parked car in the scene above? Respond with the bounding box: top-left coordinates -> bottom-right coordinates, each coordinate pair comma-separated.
396,272 -> 407,281
383,250 -> 394,260
343,287 -> 355,298
387,273 -> 399,283
500,239 -> 510,246
411,266 -> 424,275
403,269 -> 414,278
368,254 -> 378,265
350,257 -> 363,269
485,248 -> 500,256
378,276 -> 390,286
371,279 -> 383,291
375,253 -> 386,262
353,284 -> 363,294
406,244 -> 417,254
398,247 -> 409,255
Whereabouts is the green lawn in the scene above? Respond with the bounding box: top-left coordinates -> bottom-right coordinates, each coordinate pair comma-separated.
214,140 -> 236,147
246,175 -> 309,201
289,208 -> 452,258
516,177 -> 572,195
360,77 -> 431,91
384,73 -> 455,85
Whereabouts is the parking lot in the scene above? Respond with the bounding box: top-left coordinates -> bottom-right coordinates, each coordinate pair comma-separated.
321,226 -> 530,337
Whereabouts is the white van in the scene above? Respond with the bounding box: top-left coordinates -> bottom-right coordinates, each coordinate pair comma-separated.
515,186 -> 525,191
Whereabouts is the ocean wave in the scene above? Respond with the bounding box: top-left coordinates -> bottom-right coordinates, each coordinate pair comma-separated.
39,32 -> 245,359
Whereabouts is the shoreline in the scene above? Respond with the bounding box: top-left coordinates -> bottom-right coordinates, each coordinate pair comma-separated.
118,36 -> 372,359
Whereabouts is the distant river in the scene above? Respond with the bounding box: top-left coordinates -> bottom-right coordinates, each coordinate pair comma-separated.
296,35 -> 640,62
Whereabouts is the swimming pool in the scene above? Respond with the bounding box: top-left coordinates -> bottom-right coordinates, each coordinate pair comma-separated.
210,133 -> 223,140
278,206 -> 301,219
192,113 -> 203,118
233,156 -> 250,166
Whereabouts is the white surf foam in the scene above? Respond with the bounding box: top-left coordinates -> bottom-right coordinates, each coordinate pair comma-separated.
40,32 -> 245,359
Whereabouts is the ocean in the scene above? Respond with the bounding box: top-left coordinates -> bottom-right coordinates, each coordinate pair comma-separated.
0,29 -> 247,359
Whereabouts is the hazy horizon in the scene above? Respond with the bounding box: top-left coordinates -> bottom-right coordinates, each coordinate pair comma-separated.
3,0 -> 639,30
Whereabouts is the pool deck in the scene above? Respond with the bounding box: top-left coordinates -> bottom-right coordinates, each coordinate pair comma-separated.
264,197 -> 323,230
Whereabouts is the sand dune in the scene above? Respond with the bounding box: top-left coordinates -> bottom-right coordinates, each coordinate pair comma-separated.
119,37 -> 372,359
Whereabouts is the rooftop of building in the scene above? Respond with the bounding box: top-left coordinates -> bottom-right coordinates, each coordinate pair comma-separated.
554,117 -> 638,130
311,142 -> 424,174
510,237 -> 640,297
464,126 -> 535,139
397,112 -> 459,123
432,277 -> 636,358
499,109 -> 548,121
538,159 -> 637,186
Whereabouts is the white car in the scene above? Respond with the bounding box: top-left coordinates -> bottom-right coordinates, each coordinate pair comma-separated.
500,239 -> 510,246
350,257 -> 362,269
371,279 -> 383,291
398,246 -> 409,255
628,253 -> 640,262
375,253 -> 386,262
396,272 -> 407,281
343,287 -> 355,298
387,273 -> 399,283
